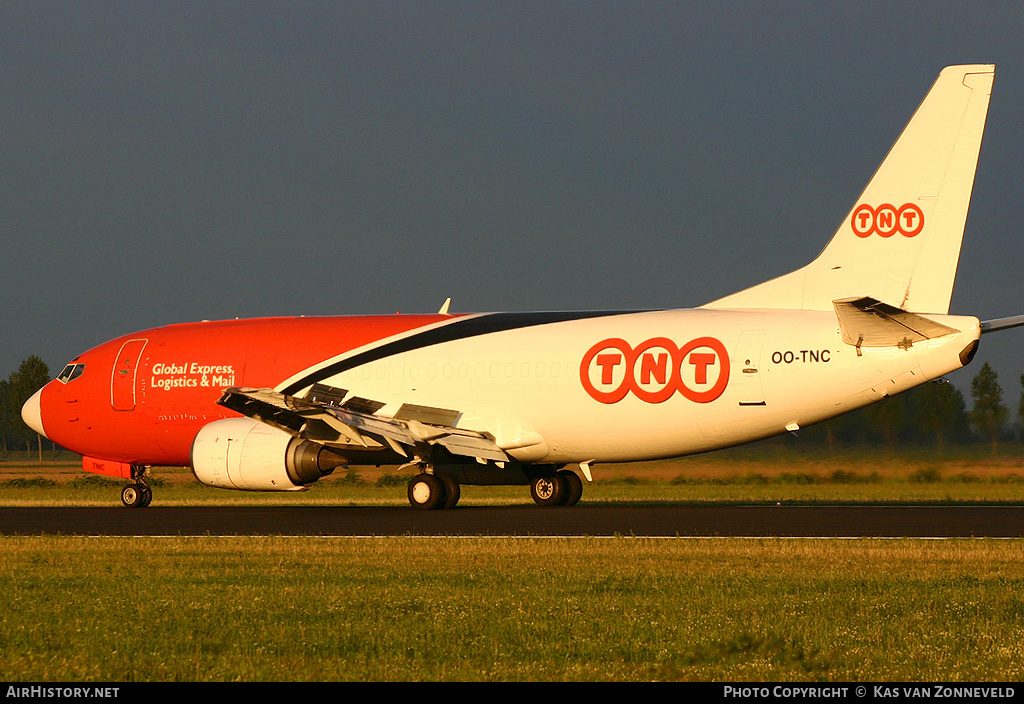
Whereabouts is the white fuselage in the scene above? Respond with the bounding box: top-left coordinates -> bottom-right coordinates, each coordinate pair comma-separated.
301,308 -> 981,464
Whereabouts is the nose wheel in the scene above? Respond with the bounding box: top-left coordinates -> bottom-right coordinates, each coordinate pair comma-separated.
121,483 -> 152,508
121,465 -> 153,508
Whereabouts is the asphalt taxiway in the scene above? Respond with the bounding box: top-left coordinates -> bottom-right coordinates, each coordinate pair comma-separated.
2,504 -> 1022,537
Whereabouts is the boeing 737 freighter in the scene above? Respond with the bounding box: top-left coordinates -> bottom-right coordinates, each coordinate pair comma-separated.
21,65 -> 1023,509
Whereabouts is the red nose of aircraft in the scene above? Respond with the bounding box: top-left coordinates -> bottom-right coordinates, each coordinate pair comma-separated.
21,388 -> 48,439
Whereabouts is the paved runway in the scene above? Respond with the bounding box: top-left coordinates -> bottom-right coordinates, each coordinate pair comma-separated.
2,504 -> 1023,537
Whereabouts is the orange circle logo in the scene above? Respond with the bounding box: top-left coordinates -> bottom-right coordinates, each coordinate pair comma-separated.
580,337 -> 730,404
852,203 -> 924,237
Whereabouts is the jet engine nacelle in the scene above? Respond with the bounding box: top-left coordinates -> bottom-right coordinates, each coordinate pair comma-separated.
191,417 -> 347,491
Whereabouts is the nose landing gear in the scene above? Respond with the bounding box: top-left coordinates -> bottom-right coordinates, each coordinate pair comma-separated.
121,482 -> 152,508
121,465 -> 152,508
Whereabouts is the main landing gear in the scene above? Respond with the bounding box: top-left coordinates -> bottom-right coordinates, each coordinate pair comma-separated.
530,470 -> 583,507
407,468 -> 584,509
408,472 -> 461,510
121,465 -> 153,508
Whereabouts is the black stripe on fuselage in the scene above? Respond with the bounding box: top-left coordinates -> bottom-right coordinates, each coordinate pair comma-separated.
279,309 -> 646,395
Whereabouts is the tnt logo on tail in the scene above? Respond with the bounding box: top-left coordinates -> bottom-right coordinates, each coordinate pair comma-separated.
851,203 -> 925,238
581,337 -> 729,404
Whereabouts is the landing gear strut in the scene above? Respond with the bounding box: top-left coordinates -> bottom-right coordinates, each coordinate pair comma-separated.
121,465 -> 152,508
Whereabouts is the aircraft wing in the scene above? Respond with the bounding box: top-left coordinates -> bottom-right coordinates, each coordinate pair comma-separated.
833,297 -> 960,350
216,385 -> 509,463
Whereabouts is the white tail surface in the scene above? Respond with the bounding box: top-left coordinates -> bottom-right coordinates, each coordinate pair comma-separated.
704,64 -> 994,314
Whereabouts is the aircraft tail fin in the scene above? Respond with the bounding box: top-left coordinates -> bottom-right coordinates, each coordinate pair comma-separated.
703,64 -> 994,314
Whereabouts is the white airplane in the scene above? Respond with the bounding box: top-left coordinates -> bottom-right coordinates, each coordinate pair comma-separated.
22,64 -> 1022,509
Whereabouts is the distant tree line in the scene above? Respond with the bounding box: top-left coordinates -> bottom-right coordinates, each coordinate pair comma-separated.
1,356 -> 51,458
1,355 -> 1023,460
798,377 -> 970,449
763,361 -> 1022,452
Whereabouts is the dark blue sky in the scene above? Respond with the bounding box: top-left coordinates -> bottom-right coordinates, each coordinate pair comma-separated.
4,2 -> 1023,400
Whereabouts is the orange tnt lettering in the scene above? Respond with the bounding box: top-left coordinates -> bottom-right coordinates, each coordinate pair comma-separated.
580,337 -> 730,404
688,352 -> 717,385
639,352 -> 668,385
851,203 -> 925,238
595,353 -> 622,385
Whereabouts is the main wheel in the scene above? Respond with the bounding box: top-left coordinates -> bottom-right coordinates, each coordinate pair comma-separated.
408,473 -> 447,510
530,475 -> 566,507
437,473 -> 461,509
558,470 -> 583,506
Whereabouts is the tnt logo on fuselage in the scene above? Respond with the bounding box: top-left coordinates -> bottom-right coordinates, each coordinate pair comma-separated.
851,203 -> 925,238
580,337 -> 730,404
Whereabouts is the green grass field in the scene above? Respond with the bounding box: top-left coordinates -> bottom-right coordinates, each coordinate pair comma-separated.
6,474 -> 1024,507
1,446 -> 1022,682
4,443 -> 1024,507
0,536 -> 1021,681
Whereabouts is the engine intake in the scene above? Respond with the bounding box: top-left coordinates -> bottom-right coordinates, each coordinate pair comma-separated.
191,418 -> 347,491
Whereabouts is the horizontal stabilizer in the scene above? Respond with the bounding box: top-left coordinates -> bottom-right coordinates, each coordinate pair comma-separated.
980,315 -> 1024,334
833,297 -> 959,349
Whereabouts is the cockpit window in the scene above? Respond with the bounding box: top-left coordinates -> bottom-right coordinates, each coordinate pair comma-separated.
57,363 -> 85,384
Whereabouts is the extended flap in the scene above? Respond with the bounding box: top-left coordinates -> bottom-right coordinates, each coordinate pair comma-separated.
217,386 -> 508,463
